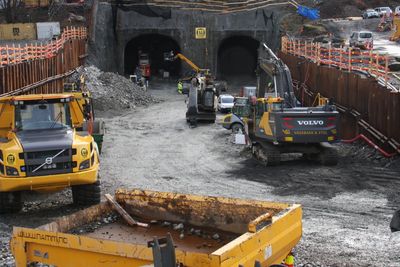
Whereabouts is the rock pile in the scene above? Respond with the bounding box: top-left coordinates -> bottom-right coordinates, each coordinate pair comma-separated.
72,66 -> 156,115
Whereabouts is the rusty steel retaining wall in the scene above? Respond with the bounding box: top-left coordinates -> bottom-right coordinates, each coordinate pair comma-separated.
0,27 -> 87,97
0,39 -> 86,96
280,52 -> 400,150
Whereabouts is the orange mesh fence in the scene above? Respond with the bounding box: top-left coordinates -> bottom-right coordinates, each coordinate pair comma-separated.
0,27 -> 87,67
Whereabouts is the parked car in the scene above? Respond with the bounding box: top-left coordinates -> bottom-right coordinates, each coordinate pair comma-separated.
362,9 -> 380,19
395,6 -> 400,16
349,31 -> 374,50
375,7 -> 393,17
218,94 -> 234,113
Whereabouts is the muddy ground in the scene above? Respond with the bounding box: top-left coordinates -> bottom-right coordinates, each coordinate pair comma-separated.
1,82 -> 399,266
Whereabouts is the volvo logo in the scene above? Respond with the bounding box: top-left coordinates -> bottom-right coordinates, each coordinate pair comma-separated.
45,157 -> 53,165
297,120 -> 324,126
32,149 -> 66,173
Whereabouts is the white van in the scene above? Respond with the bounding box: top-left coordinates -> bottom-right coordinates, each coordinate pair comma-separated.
218,94 -> 235,113
349,31 -> 373,50
375,7 -> 393,17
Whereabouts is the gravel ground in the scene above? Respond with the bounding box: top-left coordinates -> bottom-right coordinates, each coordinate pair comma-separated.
99,82 -> 400,266
0,81 -> 399,266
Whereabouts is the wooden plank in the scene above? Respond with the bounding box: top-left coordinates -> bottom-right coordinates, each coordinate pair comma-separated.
105,194 -> 149,228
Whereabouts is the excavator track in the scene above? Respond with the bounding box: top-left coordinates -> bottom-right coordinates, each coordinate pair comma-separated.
252,143 -> 281,166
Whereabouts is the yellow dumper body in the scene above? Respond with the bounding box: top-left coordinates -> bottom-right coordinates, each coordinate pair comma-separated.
11,189 -> 302,267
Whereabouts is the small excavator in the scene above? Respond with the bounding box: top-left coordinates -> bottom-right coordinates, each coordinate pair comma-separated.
164,51 -> 218,126
244,44 -> 340,166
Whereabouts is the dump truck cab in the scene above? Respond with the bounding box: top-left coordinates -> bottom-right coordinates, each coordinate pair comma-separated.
0,93 -> 101,213
221,97 -> 251,133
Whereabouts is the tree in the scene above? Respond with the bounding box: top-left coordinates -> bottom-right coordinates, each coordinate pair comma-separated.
0,0 -> 22,23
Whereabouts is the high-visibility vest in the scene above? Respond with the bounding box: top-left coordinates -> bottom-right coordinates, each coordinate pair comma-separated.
284,254 -> 294,267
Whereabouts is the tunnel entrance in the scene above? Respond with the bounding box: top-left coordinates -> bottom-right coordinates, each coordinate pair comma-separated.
217,36 -> 260,83
124,34 -> 181,77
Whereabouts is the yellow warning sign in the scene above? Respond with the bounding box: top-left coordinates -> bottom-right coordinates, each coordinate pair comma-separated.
195,27 -> 207,39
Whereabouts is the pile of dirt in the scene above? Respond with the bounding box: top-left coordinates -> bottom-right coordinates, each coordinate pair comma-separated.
74,66 -> 156,115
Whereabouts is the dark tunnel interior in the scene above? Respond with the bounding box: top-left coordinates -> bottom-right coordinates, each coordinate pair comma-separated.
124,34 -> 181,77
217,36 -> 260,80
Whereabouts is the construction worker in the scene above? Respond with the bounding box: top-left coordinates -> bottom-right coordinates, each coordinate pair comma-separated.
177,81 -> 183,94
284,252 -> 295,267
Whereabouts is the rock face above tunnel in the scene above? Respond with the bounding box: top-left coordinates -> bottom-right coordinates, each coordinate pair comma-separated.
90,2 -> 285,78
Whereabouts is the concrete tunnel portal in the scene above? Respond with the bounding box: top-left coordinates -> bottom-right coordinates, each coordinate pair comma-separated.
124,34 -> 181,77
217,36 -> 260,80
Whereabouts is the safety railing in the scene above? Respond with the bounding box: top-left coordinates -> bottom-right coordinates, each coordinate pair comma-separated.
281,36 -> 389,86
0,27 -> 87,67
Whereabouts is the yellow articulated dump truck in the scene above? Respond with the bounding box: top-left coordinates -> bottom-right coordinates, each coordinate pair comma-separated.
0,93 -> 101,213
10,189 -> 302,267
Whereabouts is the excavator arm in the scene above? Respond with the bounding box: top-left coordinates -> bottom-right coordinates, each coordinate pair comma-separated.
175,53 -> 201,73
164,51 -> 210,75
257,44 -> 298,108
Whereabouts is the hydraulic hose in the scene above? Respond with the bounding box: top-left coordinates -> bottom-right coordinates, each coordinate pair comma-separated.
342,134 -> 398,158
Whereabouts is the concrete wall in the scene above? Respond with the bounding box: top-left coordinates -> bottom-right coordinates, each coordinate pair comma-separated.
91,2 -> 284,74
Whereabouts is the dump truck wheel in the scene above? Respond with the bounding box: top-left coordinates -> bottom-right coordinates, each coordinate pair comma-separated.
231,123 -> 243,134
72,180 -> 101,206
0,192 -> 23,214
319,147 -> 338,166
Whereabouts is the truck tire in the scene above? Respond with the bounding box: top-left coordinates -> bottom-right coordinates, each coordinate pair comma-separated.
319,147 -> 338,166
72,180 -> 101,206
231,123 -> 243,134
0,191 -> 23,214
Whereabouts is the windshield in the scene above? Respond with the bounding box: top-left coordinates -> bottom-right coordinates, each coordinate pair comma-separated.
360,33 -> 372,38
221,97 -> 234,104
15,102 -> 72,131
233,105 -> 250,117
270,103 -> 283,111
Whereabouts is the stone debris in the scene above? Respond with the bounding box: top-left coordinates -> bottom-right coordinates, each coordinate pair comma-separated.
71,66 -> 157,115
173,223 -> 184,231
212,233 -> 220,240
69,214 -> 118,235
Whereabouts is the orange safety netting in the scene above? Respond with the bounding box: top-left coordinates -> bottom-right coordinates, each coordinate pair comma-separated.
0,27 -> 87,67
281,36 -> 389,85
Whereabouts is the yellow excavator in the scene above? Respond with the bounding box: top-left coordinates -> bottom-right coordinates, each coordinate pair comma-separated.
164,51 -> 211,77
244,44 -> 340,166
165,52 -> 218,126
